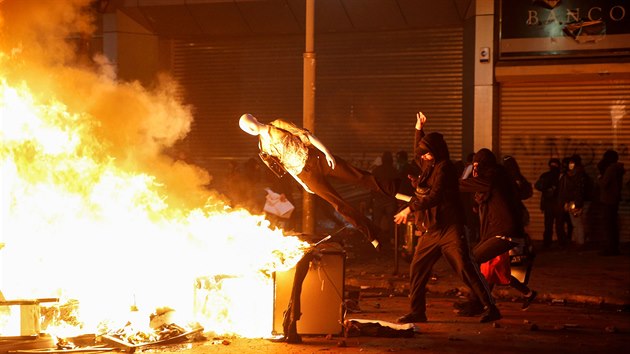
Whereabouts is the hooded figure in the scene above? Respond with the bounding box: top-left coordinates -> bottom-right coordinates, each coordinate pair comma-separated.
534,158 -> 565,248
461,148 -> 525,242
415,132 -> 449,179
409,132 -> 463,232
393,112 -> 500,324
457,148 -> 537,315
502,155 -> 533,201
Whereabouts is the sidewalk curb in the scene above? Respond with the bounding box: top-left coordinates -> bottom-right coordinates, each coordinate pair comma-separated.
346,277 -> 630,308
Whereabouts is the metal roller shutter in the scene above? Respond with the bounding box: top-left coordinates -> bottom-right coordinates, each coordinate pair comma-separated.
171,35 -> 304,169
315,28 -> 464,168
499,80 -> 630,244
171,27 -> 463,176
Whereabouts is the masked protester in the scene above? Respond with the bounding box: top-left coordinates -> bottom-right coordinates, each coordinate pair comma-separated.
534,158 -> 565,248
458,148 -> 538,315
558,154 -> 588,248
393,113 -> 501,324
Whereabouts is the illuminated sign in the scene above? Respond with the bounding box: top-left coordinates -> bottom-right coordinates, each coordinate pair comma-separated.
500,0 -> 630,58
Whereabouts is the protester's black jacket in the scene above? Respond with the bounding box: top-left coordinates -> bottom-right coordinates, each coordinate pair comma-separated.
459,149 -> 524,241
408,129 -> 464,232
534,168 -> 560,211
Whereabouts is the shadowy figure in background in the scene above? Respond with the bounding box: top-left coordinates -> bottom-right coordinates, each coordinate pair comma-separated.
597,150 -> 625,256
534,158 -> 565,249
393,112 -> 501,324
502,155 -> 533,229
558,154 -> 588,248
503,155 -> 534,201
459,148 -> 537,316
239,113 -> 388,248
371,151 -> 399,252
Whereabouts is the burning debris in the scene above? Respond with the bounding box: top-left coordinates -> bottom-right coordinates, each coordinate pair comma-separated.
101,322 -> 204,352
40,300 -> 82,331
99,307 -> 204,348
1,299 -> 204,353
0,0 -> 309,344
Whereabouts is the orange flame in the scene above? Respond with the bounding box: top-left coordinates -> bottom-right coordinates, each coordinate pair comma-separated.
0,4 -> 308,339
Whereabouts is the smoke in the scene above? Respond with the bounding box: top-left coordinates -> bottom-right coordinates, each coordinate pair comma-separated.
0,0 -> 95,64
0,0 -> 215,210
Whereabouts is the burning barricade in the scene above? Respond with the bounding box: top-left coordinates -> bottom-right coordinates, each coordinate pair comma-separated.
0,0 -> 311,350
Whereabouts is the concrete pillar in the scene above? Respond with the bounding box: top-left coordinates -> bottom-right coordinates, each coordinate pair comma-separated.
472,0 -> 497,152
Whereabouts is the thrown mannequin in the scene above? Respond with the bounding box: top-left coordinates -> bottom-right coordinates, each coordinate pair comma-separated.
239,113 -> 387,248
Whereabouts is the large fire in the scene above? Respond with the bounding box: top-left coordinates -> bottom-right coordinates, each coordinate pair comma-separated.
0,0 -> 308,340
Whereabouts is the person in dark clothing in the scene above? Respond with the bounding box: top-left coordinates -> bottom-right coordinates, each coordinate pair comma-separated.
458,148 -> 538,314
239,113 -> 387,248
534,158 -> 565,248
503,155 -> 534,201
558,154 -> 588,247
597,150 -> 625,256
502,155 -> 533,228
393,112 -> 501,324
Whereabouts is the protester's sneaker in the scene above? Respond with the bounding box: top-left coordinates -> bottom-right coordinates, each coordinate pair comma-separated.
521,290 -> 538,310
479,305 -> 502,323
396,312 -> 428,324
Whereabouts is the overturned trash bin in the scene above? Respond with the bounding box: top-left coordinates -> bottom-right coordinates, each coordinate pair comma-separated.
272,239 -> 345,343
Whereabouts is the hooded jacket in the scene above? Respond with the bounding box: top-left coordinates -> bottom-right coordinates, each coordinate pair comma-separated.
459,148 -> 524,241
558,155 -> 587,208
534,159 -> 561,211
408,130 -> 464,232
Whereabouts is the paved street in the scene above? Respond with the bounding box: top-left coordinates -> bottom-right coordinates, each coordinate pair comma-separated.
175,240 -> 630,354
2,240 -> 628,354
173,292 -> 629,354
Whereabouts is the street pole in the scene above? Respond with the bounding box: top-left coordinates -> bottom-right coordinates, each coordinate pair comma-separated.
302,0 -> 316,235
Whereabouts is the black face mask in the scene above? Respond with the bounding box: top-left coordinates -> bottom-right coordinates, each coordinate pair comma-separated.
416,159 -> 434,187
